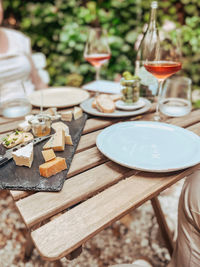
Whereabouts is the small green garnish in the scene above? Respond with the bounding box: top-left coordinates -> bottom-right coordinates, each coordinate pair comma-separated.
25,135 -> 28,138
15,130 -> 19,135
5,140 -> 11,146
13,138 -> 17,141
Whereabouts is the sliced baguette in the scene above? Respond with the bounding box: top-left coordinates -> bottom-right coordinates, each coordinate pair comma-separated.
110,94 -> 122,102
96,94 -> 115,113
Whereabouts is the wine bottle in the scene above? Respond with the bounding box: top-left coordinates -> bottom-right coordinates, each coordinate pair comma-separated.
135,1 -> 159,100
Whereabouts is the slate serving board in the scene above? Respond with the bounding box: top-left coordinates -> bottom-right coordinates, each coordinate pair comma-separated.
0,113 -> 87,192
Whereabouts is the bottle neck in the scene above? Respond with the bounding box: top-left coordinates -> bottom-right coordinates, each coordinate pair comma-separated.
148,7 -> 157,29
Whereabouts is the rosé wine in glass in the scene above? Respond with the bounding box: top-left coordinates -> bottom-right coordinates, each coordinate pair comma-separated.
84,28 -> 111,80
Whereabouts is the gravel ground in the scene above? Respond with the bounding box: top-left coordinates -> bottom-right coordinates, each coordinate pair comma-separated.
0,179 -> 184,267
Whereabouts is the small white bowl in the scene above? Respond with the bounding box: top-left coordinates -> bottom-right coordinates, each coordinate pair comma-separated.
115,97 -> 146,111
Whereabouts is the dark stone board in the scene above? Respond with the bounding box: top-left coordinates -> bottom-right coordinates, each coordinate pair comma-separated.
0,113 -> 87,192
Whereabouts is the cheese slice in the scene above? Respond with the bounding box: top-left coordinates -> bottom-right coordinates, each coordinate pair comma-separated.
39,157 -> 67,178
42,149 -> 56,162
12,143 -> 34,168
61,110 -> 73,122
52,122 -> 69,135
52,121 -> 71,145
73,106 -> 83,120
65,134 -> 73,145
43,129 -> 65,151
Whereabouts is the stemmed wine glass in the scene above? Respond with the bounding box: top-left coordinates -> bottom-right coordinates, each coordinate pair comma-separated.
142,29 -> 182,121
84,27 -> 111,81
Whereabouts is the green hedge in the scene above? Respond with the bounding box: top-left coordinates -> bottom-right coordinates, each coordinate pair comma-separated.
3,0 -> 200,89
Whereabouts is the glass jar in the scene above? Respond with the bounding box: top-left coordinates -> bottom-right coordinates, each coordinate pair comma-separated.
28,114 -> 52,137
120,77 -> 140,103
0,80 -> 32,118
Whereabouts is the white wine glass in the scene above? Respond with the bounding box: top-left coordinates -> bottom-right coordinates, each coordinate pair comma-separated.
84,27 -> 111,81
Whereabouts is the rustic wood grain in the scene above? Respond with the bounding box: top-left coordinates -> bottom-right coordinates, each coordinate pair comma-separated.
151,197 -> 174,256
16,162 -> 135,228
76,129 -> 101,153
83,117 -> 120,134
0,119 -> 24,133
31,165 -> 199,261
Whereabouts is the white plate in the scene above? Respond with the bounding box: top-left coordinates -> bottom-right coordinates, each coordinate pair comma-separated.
96,121 -> 200,172
29,87 -> 90,108
80,97 -> 151,118
116,98 -> 146,111
82,80 -> 121,94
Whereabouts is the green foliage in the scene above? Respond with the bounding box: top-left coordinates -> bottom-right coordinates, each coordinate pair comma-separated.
3,0 -> 200,89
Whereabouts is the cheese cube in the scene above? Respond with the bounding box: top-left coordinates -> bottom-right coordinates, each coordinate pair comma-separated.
44,107 -> 57,116
43,129 -> 65,151
42,149 -> 56,162
65,134 -> 73,145
61,111 -> 73,122
73,106 -> 83,120
12,143 -> 34,168
39,157 -> 67,178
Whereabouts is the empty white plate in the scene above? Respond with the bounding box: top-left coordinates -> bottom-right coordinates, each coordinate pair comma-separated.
116,98 -> 146,111
96,121 -> 200,172
29,87 -> 90,108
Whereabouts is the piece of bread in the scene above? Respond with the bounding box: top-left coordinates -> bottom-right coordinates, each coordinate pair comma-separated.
92,99 -> 97,108
96,94 -> 115,113
22,132 -> 34,143
2,131 -> 24,148
110,94 -> 122,102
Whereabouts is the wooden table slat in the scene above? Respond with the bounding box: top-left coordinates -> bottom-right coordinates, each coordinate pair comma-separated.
31,164 -> 199,261
16,162 -> 135,228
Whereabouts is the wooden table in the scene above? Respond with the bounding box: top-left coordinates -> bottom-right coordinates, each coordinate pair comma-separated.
1,105 -> 200,264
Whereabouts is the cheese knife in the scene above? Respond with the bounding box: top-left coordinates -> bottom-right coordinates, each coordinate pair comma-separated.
0,134 -> 52,167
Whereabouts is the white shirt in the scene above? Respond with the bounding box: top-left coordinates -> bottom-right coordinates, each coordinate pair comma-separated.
0,28 -> 35,102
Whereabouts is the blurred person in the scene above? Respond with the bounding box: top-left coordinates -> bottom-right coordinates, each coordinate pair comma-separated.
111,170 -> 200,267
0,0 -> 47,102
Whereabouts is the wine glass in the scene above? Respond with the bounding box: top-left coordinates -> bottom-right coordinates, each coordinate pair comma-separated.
142,29 -> 182,121
84,27 -> 111,81
159,76 -> 192,117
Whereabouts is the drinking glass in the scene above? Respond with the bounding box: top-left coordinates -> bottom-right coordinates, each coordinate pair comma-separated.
0,80 -> 32,118
84,28 -> 111,80
159,76 -> 192,117
141,29 -> 182,121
